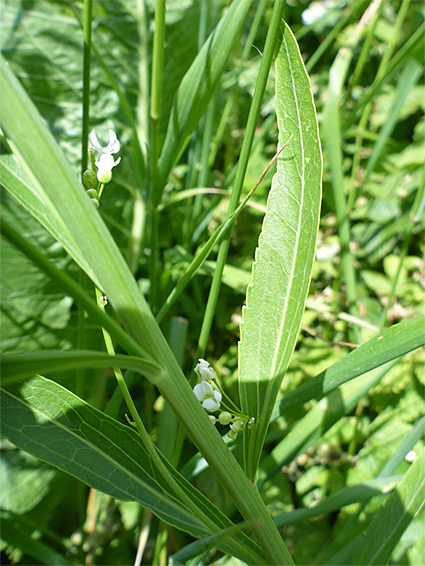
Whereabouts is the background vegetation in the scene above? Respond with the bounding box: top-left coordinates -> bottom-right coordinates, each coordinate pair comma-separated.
1,0 -> 424,565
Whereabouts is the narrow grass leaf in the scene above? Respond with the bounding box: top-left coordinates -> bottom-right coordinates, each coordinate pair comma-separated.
0,350 -> 163,386
0,376 -> 265,565
0,510 -> 71,566
351,449 -> 425,565
261,365 -> 392,483
271,315 -> 425,420
274,475 -> 402,527
155,0 -> 251,199
239,22 -> 322,479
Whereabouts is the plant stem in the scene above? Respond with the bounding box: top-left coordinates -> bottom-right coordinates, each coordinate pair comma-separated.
196,0 -> 286,358
148,0 -> 166,310
77,0 -> 93,403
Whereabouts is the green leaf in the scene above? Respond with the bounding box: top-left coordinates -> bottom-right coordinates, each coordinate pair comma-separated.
351,448 -> 425,565
0,49 -> 293,565
261,364 -> 393,483
1,510 -> 71,566
155,0 -> 251,199
0,448 -> 56,514
0,350 -> 164,386
0,376 -> 265,565
239,21 -> 322,479
271,315 -> 425,420
0,155 -> 96,285
273,475 -> 402,528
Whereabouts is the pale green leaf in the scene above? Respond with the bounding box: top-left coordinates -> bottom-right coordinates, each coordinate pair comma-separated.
239,22 -> 322,479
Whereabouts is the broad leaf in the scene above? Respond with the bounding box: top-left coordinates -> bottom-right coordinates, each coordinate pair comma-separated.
239,22 -> 322,479
0,376 -> 265,565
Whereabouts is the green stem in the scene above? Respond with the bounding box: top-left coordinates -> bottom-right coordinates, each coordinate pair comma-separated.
81,0 -> 93,172
196,0 -> 287,358
380,178 -> 425,328
347,0 -> 411,211
77,0 -> 93,404
148,0 -> 166,310
0,218 -> 161,370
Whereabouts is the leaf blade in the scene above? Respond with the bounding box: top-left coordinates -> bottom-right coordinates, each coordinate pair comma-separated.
0,376 -> 265,565
238,22 -> 322,479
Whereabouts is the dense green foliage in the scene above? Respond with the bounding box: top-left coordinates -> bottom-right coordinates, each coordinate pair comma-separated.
1,1 -> 424,565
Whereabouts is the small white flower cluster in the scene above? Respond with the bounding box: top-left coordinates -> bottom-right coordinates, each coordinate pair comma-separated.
193,359 -> 221,412
82,129 -> 121,207
192,359 -> 254,440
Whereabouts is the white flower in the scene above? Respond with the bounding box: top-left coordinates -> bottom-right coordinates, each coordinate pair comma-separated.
89,129 -> 121,183
193,381 -> 222,412
89,129 -> 120,155
195,358 -> 216,382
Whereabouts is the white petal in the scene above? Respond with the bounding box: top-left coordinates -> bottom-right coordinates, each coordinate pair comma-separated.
107,129 -> 120,154
89,130 -> 102,151
214,390 -> 222,403
113,157 -> 121,167
202,398 -> 220,412
193,381 -> 212,401
96,153 -> 115,172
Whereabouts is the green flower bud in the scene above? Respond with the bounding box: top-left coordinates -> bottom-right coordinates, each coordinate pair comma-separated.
218,411 -> 232,425
91,198 -> 99,208
83,169 -> 97,189
86,188 -> 97,199
88,148 -> 96,170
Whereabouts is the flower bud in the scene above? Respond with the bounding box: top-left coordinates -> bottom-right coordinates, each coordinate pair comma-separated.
86,188 -> 97,199
218,411 -> 232,425
91,198 -> 99,208
230,418 -> 244,432
83,169 -> 97,189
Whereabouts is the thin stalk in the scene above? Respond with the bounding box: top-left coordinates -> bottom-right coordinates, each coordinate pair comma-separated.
196,0 -> 286,359
380,179 -> 425,328
76,0 -> 93,419
322,4 -> 382,343
148,0 -> 166,310
305,0 -> 366,73
81,0 -> 93,172
348,0 -> 384,93
94,288 -> 211,526
156,141 -> 291,323
344,19 -> 424,131
0,218 -> 162,371
127,0 -> 150,274
241,0 -> 268,61
347,0 -> 411,211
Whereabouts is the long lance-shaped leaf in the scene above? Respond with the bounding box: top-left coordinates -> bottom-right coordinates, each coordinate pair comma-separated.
270,315 -> 425,420
238,22 -> 322,480
155,0 -> 251,200
0,56 -> 292,564
0,376 -> 265,566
